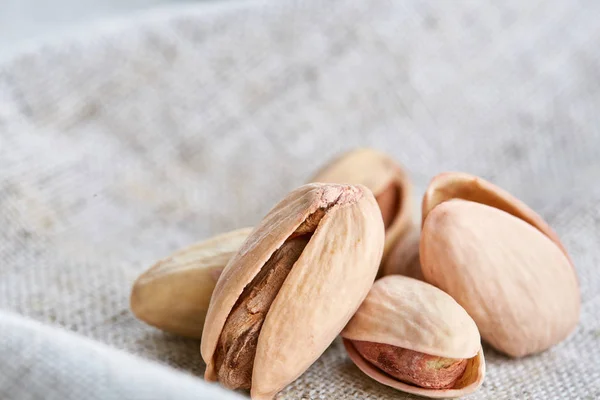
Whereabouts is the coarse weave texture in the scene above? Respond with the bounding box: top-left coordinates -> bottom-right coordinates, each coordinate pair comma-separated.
1,0 -> 600,399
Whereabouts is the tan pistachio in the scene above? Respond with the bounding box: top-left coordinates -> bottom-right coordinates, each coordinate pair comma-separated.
309,148 -> 414,264
201,183 -> 385,400
420,172 -> 580,357
382,227 -> 423,280
130,227 -> 252,339
341,275 -> 485,398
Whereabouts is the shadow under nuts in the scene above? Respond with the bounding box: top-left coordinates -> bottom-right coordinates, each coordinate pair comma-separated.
130,227 -> 252,339
342,275 -> 485,398
201,183 -> 385,400
420,172 -> 580,357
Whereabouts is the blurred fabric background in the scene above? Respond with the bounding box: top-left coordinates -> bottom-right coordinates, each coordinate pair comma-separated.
0,0 -> 199,58
1,1 -> 599,399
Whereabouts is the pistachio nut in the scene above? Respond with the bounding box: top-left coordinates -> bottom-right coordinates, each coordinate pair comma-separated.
201,183 -> 385,400
130,227 -> 252,339
420,172 -> 580,357
310,148 -> 414,263
341,275 -> 485,398
382,227 -> 423,280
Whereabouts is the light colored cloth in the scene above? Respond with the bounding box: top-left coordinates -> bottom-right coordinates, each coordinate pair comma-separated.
1,0 -> 599,399
0,311 -> 245,400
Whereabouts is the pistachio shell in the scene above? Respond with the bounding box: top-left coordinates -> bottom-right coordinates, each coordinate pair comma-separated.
130,228 -> 252,338
310,148 -> 414,262
342,276 -> 480,359
421,199 -> 580,357
341,276 -> 484,398
344,343 -> 485,399
382,227 -> 423,280
201,183 -> 385,400
422,172 -> 569,259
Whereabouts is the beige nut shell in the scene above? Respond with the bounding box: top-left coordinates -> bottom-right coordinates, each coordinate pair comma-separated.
382,227 -> 423,280
130,227 -> 252,338
341,275 -> 485,398
310,148 -> 414,262
201,183 -> 385,400
421,199 -> 580,357
421,171 -> 569,259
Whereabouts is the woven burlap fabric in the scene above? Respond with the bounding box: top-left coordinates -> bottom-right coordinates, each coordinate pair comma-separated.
1,0 -> 599,398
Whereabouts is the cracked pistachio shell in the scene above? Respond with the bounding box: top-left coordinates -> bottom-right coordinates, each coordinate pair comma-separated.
201,183 -> 385,400
310,148 -> 414,262
421,173 -> 580,357
130,227 -> 252,339
421,171 -> 569,259
341,275 -> 484,398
